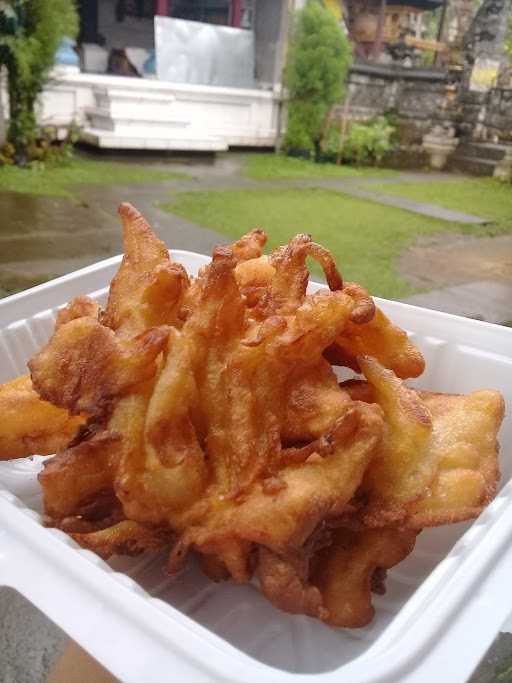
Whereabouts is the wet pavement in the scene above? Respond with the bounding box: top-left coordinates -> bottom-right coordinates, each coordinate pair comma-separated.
0,152 -> 508,302
1,151 -> 510,324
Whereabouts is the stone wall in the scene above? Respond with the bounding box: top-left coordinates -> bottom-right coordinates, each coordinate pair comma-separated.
460,86 -> 512,141
338,63 -> 458,144
458,0 -> 512,141
485,87 -> 512,140
333,0 -> 512,148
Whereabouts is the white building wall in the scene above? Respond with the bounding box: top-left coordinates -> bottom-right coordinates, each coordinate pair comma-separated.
32,68 -> 280,150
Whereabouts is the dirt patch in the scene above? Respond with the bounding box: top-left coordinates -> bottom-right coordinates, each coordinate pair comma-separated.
398,233 -> 512,290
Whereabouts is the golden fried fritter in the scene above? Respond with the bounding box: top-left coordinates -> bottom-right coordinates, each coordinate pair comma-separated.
358,356 -> 435,525
6,202 -> 504,629
118,246 -> 377,538
342,380 -> 504,529
71,520 -> 173,559
311,527 -> 417,627
102,202 -> 187,337
29,318 -> 168,415
0,375 -> 83,460
32,204 -> 188,540
176,402 -> 383,583
282,359 -> 352,443
326,307 -> 425,379
405,389 -> 504,528
32,211 -> 386,592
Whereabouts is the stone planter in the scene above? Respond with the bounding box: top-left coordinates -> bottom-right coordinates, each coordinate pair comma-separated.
493,147 -> 512,182
422,125 -> 459,170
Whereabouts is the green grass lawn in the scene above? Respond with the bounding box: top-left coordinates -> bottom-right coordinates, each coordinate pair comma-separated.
161,187 -> 507,299
243,153 -> 398,181
365,178 -> 512,227
0,157 -> 190,199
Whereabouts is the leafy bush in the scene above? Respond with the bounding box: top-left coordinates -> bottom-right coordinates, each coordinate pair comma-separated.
322,116 -> 396,166
0,1 -> 79,161
284,0 -> 352,159
0,124 -> 80,167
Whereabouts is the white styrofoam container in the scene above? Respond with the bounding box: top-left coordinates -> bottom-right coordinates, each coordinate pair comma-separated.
0,250 -> 511,683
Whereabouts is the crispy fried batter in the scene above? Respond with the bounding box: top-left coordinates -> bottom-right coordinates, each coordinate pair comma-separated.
29,318 -> 168,415
311,527 -> 417,627
404,390 -> 504,528
102,203 -> 185,337
326,307 -> 425,379
32,205 -> 187,535
71,520 -> 173,558
5,202 -> 504,629
118,247 -> 376,543
56,295 -> 101,328
39,429 -> 121,519
33,212 -> 386,580
178,403 -> 383,577
342,380 -> 504,529
282,360 -> 352,443
358,356 -> 434,525
257,546 -> 327,620
0,375 -> 83,460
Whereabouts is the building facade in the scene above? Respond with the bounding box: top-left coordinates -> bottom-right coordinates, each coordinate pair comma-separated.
31,0 -> 291,151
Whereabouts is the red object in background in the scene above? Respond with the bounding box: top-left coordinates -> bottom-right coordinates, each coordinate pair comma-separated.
156,0 -> 169,16
231,0 -> 242,27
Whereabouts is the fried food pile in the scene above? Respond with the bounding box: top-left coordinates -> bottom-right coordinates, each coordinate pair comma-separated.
0,203 -> 505,628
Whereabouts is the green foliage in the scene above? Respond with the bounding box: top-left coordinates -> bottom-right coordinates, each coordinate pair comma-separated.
284,0 -> 352,158
322,117 -> 396,166
0,1 -> 79,159
0,123 -> 81,167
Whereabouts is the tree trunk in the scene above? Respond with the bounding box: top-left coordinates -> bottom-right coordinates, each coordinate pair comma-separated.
6,59 -> 37,160
0,68 -> 6,147
314,138 -> 322,163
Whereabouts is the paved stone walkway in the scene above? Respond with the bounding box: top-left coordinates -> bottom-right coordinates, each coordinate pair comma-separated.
319,181 -> 489,224
405,279 -> 512,323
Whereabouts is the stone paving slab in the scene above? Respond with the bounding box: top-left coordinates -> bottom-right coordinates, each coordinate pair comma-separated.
319,182 -> 490,224
403,279 -> 512,324
0,588 -> 66,683
352,171 -> 469,185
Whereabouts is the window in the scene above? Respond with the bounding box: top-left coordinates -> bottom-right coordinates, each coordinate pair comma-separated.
171,0 -> 231,26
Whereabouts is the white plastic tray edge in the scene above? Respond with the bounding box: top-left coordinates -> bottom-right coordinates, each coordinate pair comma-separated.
0,249 -> 511,683
3,486 -> 512,683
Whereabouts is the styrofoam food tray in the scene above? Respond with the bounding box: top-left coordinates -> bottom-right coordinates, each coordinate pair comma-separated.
0,250 -> 510,683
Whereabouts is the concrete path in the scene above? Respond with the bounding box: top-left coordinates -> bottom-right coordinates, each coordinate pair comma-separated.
0,589 -> 66,683
316,179 -> 489,224
404,279 -> 512,323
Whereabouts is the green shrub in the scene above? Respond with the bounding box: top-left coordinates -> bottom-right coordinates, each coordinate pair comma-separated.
322,116 -> 396,166
284,0 -> 352,159
0,123 -> 80,167
0,1 -> 79,161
